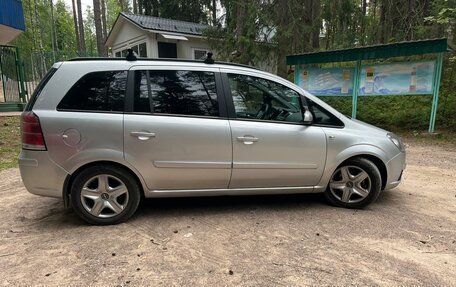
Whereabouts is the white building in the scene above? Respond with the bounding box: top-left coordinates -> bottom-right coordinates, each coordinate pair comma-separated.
105,12 -> 212,60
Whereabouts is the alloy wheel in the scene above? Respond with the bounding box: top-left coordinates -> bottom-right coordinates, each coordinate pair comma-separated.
80,174 -> 129,218
329,165 -> 372,204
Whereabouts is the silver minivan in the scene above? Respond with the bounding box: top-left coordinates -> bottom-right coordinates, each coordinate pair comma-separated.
19,56 -> 406,225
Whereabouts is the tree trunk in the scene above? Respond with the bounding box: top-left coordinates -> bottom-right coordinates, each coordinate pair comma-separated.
77,0 -> 86,53
311,0 -> 321,49
143,0 -> 150,15
93,0 -> 105,56
33,0 -> 44,52
152,0 -> 160,16
28,0 -> 37,52
118,0 -> 125,11
406,0 -> 415,40
379,0 -> 387,43
101,0 -> 108,50
50,0 -> 57,57
71,0 -> 81,52
137,0 -> 142,14
325,24 -> 331,50
276,0 -> 291,78
360,0 -> 367,45
212,0 -> 217,25
143,0 -> 159,16
133,0 -> 137,14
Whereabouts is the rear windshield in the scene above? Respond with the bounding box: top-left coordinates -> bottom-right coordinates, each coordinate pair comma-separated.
24,68 -> 57,111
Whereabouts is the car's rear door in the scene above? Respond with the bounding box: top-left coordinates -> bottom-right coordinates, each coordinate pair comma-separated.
124,66 -> 232,191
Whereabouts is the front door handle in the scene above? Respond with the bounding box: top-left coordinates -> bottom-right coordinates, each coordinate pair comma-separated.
130,131 -> 156,140
237,136 -> 259,145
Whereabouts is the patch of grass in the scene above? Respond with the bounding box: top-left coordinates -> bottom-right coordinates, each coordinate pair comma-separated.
320,94 -> 456,132
0,116 -> 21,170
399,130 -> 456,150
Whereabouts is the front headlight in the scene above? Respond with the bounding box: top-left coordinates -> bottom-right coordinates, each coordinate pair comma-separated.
387,133 -> 405,153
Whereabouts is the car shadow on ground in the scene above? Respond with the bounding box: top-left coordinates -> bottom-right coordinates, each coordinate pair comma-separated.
138,193 -> 327,215
135,189 -> 402,220
23,189 -> 402,227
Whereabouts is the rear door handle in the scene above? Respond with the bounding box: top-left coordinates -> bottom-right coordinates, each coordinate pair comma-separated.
130,131 -> 156,140
237,136 -> 259,145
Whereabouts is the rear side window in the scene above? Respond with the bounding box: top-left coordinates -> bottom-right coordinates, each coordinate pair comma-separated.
134,70 -> 219,117
57,71 -> 127,112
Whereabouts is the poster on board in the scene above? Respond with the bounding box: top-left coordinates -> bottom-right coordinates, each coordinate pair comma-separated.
359,61 -> 435,95
296,68 -> 354,96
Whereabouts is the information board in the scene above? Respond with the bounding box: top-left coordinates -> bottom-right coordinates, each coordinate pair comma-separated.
359,61 -> 435,95
295,68 -> 354,96
295,61 -> 435,96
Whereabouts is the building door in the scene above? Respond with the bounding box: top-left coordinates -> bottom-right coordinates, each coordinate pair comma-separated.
158,42 -> 177,58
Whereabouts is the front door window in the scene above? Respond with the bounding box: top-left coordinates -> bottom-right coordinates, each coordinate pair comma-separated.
228,74 -> 303,123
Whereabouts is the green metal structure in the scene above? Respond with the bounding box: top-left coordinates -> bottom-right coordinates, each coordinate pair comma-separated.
0,45 -> 27,112
286,38 -> 453,133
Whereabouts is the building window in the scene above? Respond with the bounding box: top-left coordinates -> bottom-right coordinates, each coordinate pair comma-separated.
193,48 -> 209,60
115,42 -> 147,58
138,43 -> 147,57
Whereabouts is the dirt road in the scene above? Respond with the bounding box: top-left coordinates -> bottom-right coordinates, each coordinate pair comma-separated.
0,141 -> 455,286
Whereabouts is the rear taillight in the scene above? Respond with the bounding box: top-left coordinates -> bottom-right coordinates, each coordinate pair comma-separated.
21,112 -> 47,150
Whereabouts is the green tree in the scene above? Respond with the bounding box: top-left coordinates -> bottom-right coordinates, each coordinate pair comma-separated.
84,5 -> 97,56
54,0 -> 77,52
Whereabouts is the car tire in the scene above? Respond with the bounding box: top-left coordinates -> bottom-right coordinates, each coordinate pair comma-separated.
324,157 -> 382,209
70,164 -> 141,225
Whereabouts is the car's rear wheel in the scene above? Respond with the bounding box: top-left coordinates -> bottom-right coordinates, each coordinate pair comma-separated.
70,165 -> 141,225
324,157 -> 381,209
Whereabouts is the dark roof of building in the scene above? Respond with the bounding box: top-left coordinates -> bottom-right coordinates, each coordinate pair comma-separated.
286,38 -> 454,65
121,12 -> 209,36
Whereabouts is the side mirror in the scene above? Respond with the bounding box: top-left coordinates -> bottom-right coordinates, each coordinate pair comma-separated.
303,110 -> 313,124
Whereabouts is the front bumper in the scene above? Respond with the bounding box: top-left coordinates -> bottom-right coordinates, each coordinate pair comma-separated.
18,149 -> 69,198
384,151 -> 406,190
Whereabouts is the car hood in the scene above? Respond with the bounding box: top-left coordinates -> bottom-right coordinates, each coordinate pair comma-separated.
347,118 -> 388,135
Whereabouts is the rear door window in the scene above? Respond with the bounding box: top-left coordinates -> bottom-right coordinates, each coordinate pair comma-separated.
133,70 -> 219,117
57,71 -> 127,112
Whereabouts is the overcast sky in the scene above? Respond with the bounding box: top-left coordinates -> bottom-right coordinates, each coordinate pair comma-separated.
63,0 -> 93,17
62,0 -> 224,22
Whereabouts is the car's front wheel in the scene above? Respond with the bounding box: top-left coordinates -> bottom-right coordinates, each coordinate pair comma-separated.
70,165 -> 141,225
324,157 -> 382,209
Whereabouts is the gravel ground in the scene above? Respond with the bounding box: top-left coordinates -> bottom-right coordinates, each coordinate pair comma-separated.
0,140 -> 455,287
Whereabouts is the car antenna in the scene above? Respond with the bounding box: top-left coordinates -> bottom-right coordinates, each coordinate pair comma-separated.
126,49 -> 137,61
204,52 -> 214,64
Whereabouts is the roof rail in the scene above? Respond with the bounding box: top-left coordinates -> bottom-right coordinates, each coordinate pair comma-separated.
204,52 -> 214,64
126,49 -> 137,61
66,56 -> 259,70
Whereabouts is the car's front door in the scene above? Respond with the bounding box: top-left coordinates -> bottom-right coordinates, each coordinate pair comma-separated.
223,71 -> 327,189
124,67 -> 232,191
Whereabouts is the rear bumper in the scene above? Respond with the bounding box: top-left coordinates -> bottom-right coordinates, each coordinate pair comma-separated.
18,150 -> 69,198
384,151 -> 406,190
